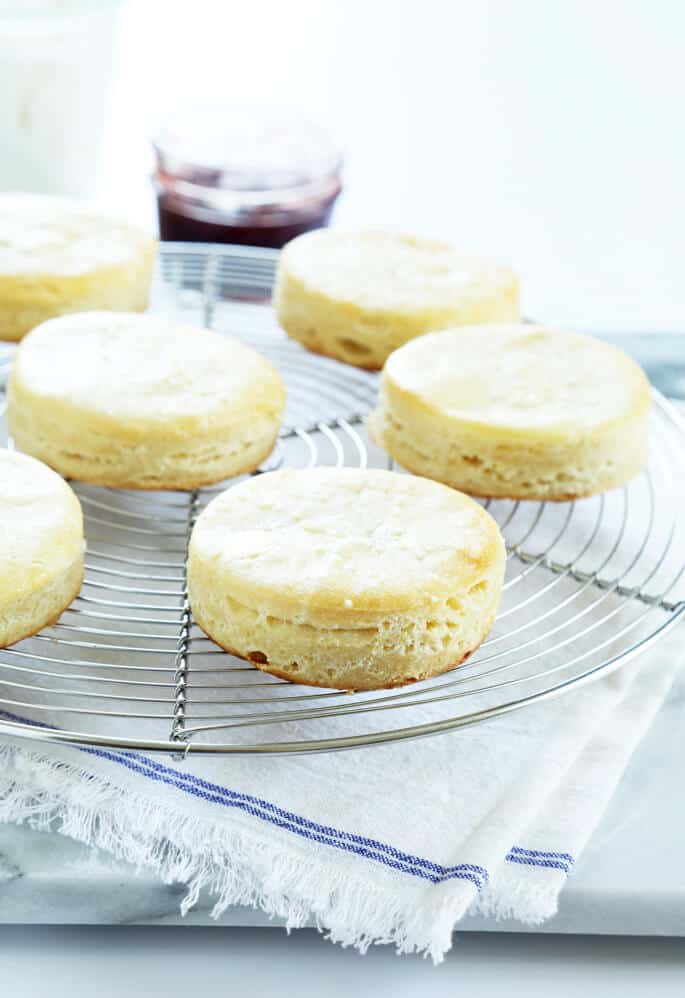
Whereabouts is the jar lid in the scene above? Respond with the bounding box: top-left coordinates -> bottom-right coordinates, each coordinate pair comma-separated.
151,103 -> 342,197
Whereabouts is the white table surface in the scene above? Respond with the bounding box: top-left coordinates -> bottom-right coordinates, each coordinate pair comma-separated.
1,928 -> 684,997
2,1 -> 685,992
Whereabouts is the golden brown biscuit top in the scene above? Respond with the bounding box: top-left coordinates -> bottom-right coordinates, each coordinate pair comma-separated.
0,193 -> 154,277
279,229 -> 516,312
0,449 -> 84,607
383,325 -> 652,436
11,312 -> 286,437
189,468 -> 504,621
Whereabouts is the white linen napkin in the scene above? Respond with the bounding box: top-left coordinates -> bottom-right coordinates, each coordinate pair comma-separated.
0,630 -> 680,962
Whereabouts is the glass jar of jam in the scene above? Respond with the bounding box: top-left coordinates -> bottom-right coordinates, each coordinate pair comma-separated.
151,105 -> 343,248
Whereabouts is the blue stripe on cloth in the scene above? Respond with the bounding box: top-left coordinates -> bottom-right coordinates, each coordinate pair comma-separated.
506,853 -> 573,872
0,709 -> 574,884
79,745 -> 488,887
508,846 -> 575,865
506,846 -> 574,872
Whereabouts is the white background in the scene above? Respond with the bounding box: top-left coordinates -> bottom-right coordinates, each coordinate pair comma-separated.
102,0 -> 685,331
5,1 -> 685,993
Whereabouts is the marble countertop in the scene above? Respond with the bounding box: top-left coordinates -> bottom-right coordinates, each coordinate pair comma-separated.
2,927 -> 685,998
1,670 -> 683,935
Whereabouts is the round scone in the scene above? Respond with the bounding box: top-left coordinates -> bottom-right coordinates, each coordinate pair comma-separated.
188,468 -> 505,690
0,449 -> 84,648
8,312 -> 286,489
273,229 -> 519,369
0,193 -> 156,342
369,324 -> 652,501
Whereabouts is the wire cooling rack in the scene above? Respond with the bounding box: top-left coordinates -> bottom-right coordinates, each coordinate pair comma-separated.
0,243 -> 684,756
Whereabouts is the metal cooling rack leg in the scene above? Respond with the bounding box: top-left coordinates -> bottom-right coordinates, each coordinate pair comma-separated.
171,490 -> 200,757
203,248 -> 219,328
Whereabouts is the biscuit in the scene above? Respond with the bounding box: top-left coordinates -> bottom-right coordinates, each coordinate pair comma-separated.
188,468 -> 505,690
8,312 -> 286,489
369,324 -> 652,500
274,229 -> 519,369
0,449 -> 84,648
0,193 -> 156,342
0,194 -> 157,340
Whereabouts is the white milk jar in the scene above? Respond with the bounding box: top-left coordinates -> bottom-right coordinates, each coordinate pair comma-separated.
0,1 -> 120,196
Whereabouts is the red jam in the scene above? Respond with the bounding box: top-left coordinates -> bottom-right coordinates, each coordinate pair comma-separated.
151,105 -> 343,249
